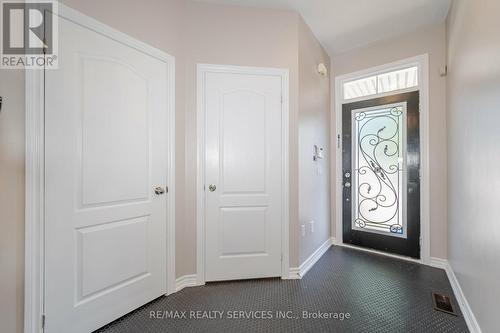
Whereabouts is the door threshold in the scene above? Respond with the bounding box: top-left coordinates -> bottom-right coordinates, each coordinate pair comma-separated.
334,242 -> 423,265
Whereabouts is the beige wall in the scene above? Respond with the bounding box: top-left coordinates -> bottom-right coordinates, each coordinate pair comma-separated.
446,0 -> 500,331
331,23 -> 448,259
297,18 -> 331,263
0,70 -> 25,333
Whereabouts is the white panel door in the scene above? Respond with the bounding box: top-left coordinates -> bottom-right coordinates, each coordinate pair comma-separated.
204,70 -> 283,281
45,14 -> 170,333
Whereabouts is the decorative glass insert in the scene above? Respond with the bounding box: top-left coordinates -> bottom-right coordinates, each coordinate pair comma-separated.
343,66 -> 419,100
352,103 -> 407,238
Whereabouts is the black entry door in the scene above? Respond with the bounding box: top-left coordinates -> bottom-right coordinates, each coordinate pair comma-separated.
342,91 -> 420,258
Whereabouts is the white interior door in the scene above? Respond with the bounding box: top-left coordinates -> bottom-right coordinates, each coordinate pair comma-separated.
45,13 -> 171,333
203,69 -> 283,282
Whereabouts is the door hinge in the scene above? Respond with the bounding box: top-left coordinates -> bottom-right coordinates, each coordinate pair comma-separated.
419,236 -> 422,247
166,186 -> 169,193
41,314 -> 46,329
281,253 -> 283,262
337,134 -> 341,149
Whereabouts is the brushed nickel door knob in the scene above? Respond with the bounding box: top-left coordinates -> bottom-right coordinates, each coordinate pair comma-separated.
155,187 -> 166,195
208,184 -> 217,192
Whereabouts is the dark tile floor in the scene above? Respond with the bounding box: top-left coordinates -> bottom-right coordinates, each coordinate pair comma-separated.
96,246 -> 469,333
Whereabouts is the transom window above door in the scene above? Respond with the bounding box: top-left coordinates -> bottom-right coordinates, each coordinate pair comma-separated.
343,66 -> 418,100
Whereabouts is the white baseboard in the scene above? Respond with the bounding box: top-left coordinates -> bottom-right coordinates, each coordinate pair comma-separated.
440,260 -> 482,333
429,257 -> 482,333
175,274 -> 198,292
287,267 -> 301,279
429,256 -> 448,269
288,237 -> 333,279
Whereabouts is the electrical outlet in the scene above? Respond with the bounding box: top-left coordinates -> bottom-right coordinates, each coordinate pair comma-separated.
309,221 -> 315,233
301,224 -> 306,237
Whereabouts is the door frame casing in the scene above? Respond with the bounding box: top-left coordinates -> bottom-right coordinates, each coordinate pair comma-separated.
25,5 -> 176,332
333,54 -> 430,264
196,64 -> 290,285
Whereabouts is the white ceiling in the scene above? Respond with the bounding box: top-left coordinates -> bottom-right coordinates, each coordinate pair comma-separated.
194,0 -> 452,55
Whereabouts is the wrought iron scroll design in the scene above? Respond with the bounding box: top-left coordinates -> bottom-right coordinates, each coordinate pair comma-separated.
354,107 -> 403,235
